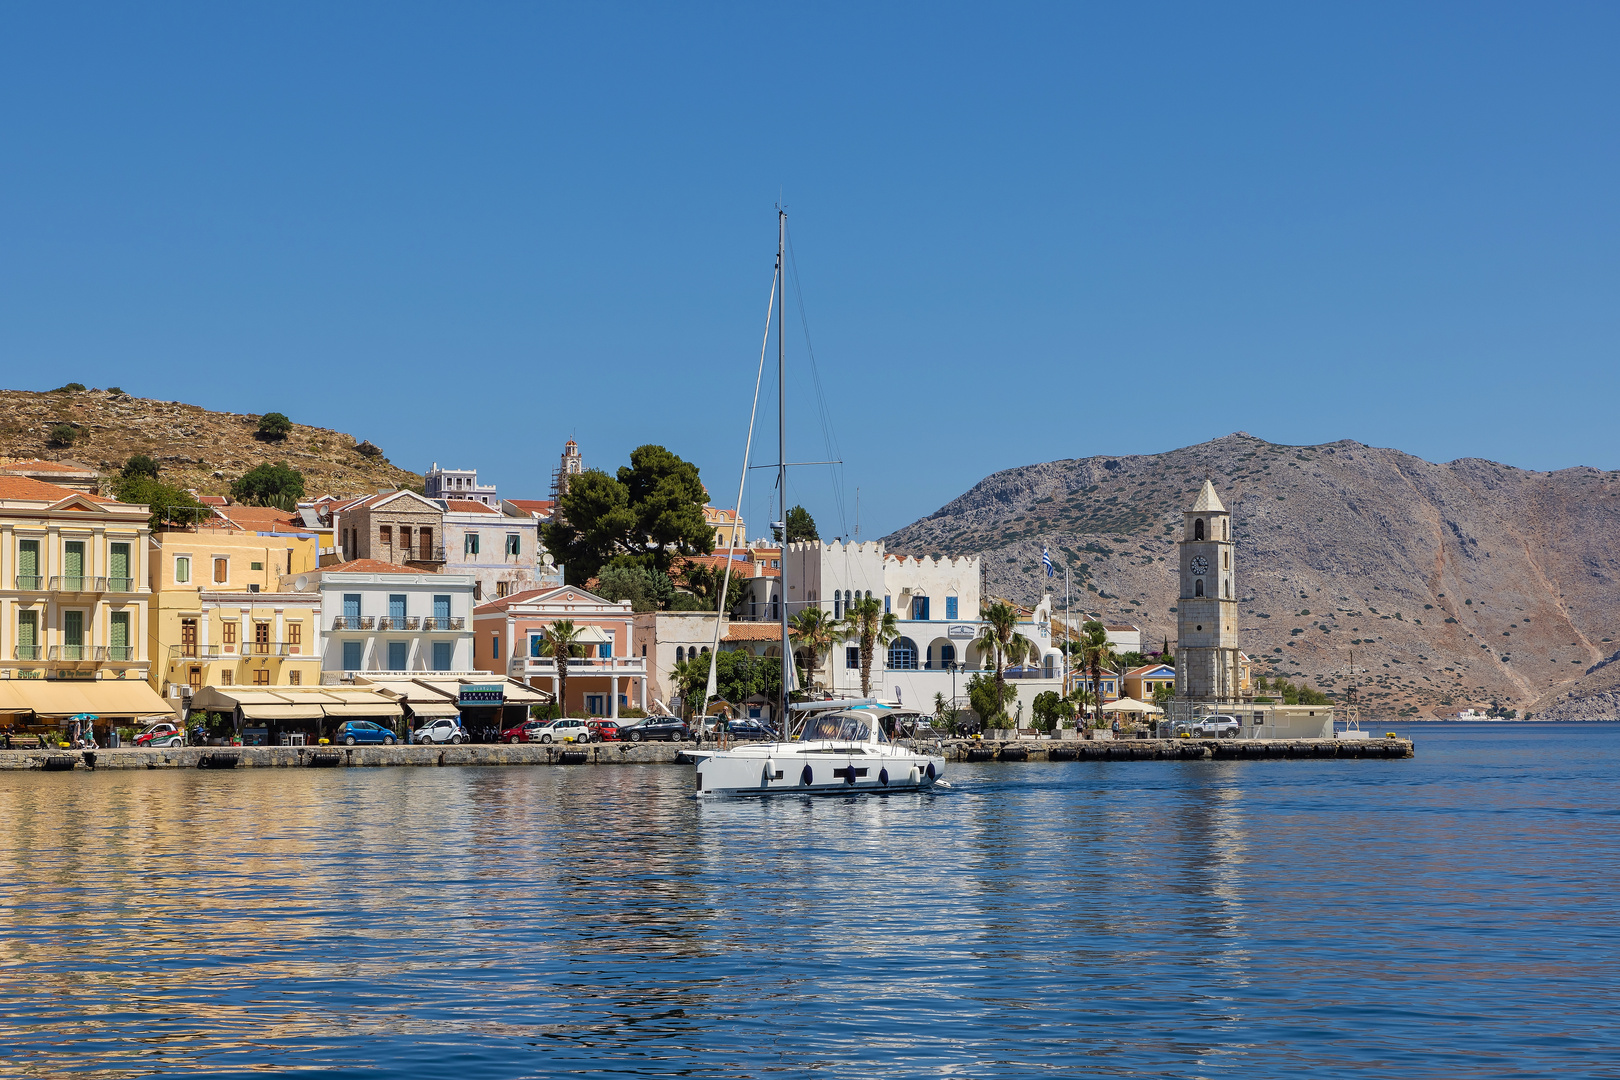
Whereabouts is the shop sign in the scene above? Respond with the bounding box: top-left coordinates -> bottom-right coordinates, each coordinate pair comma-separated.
458,683 -> 504,705
948,624 -> 977,639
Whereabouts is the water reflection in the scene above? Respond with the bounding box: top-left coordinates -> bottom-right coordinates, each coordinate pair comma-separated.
0,725 -> 1616,1077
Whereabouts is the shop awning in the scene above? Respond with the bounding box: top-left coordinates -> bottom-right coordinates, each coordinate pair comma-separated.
571,625 -> 612,644
0,679 -> 174,719
407,702 -> 461,718
240,703 -> 326,721
322,702 -> 405,719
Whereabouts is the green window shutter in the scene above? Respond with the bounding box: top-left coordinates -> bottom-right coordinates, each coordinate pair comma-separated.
64,610 -> 84,649
17,611 -> 38,648
18,540 -> 39,587
64,541 -> 85,582
109,612 -> 130,659
109,543 -> 131,588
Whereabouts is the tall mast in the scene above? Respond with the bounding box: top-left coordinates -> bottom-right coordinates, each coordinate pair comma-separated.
777,207 -> 790,737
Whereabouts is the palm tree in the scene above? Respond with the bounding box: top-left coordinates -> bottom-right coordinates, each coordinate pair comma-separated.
973,600 -> 1033,727
669,652 -> 711,719
537,619 -> 586,718
789,607 -> 837,691
838,595 -> 899,697
1081,620 -> 1117,721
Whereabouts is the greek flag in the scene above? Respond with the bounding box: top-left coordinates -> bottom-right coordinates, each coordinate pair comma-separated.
1041,546 -> 1054,577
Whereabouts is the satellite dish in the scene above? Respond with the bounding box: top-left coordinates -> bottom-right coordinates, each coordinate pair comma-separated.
294,575 -> 309,592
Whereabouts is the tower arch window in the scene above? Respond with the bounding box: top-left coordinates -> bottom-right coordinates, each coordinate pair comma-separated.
1224,519 -> 1229,540
1195,579 -> 1205,597
1194,519 -> 1205,541
1224,578 -> 1230,598
1224,551 -> 1229,569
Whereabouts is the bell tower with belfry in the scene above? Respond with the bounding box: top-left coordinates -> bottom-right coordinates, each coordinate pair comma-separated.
1176,479 -> 1241,702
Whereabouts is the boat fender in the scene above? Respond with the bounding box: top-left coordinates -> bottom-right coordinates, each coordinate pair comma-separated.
801,764 -> 813,787
878,768 -> 889,787
925,762 -> 936,782
907,765 -> 920,785
762,758 -> 776,788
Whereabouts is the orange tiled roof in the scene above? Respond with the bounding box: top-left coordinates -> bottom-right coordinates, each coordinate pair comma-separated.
722,623 -> 798,642
215,505 -> 301,532
314,559 -> 426,575
446,499 -> 499,514
507,499 -> 555,514
1125,663 -> 1174,677
0,476 -> 120,504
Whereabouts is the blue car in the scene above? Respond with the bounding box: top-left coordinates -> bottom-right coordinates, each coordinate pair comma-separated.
337,720 -> 397,746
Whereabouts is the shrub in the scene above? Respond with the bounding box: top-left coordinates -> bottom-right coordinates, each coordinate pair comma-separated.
111,474 -> 207,527
107,386 -> 125,395
230,462 -> 305,507
256,412 -> 294,441
52,382 -> 86,393
122,454 -> 160,480
47,423 -> 79,447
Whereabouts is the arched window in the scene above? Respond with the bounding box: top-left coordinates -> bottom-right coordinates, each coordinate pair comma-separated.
1195,518 -> 1205,541
1224,551 -> 1229,569
1195,579 -> 1205,597
1044,654 -> 1055,679
676,646 -> 685,664
833,593 -> 842,619
886,637 -> 919,670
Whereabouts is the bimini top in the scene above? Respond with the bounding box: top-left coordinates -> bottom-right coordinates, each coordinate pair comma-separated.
800,710 -> 889,744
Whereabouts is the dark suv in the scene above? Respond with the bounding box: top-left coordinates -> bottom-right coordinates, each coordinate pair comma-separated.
621,717 -> 690,742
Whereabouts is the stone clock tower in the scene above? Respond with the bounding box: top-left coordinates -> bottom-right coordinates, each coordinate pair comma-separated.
1176,480 -> 1241,702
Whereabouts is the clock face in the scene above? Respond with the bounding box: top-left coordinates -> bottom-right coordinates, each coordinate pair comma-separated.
1190,556 -> 1208,576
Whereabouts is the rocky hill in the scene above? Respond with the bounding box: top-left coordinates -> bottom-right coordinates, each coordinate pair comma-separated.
0,386 -> 421,498
883,432 -> 1620,720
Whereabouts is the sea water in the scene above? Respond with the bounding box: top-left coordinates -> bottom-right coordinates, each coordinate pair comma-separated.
0,723 -> 1615,1077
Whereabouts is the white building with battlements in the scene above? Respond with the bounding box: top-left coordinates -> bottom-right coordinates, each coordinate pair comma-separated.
754,541 -> 1062,723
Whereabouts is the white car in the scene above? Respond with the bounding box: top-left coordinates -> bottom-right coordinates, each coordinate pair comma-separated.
415,718 -> 470,745
1192,715 -> 1240,737
536,718 -> 591,744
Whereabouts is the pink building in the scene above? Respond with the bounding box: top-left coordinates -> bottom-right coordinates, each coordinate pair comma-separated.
473,584 -> 647,718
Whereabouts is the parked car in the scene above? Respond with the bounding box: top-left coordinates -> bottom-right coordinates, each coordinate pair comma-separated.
415,718 -> 470,744
725,718 -> 777,742
134,721 -> 184,748
1192,715 -> 1240,737
585,719 -> 623,742
621,717 -> 690,742
338,720 -> 397,746
536,717 -> 591,744
499,720 -> 546,744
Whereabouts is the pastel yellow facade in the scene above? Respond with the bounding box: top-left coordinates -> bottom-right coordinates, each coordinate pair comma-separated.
148,528 -> 323,704
1,482 -> 153,687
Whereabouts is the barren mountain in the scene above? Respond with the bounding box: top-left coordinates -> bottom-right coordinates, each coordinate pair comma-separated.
883,433 -> 1620,720
0,386 -> 420,497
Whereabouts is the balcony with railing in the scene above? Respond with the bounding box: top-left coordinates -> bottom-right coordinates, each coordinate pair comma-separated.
422,615 -> 465,631
378,616 -> 422,631
107,576 -> 137,593
13,575 -> 44,591
49,644 -> 94,663
331,615 -> 377,631
507,654 -> 646,678
49,575 -> 106,593
404,545 -> 447,564
168,642 -> 308,663
13,645 -> 43,660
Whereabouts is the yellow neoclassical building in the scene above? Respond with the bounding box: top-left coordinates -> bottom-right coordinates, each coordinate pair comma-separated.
0,475 -> 172,737
148,508 -> 324,707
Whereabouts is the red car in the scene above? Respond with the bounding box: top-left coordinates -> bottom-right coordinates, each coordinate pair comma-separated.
585,720 -> 623,742
499,720 -> 545,744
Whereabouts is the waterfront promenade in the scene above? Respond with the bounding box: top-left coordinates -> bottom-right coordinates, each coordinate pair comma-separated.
0,734 -> 1414,770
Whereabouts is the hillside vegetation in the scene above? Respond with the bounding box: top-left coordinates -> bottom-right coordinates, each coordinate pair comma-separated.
883,432 -> 1620,720
0,386 -> 421,497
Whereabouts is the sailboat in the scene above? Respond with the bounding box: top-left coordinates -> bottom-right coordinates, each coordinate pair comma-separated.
690,209 -> 947,797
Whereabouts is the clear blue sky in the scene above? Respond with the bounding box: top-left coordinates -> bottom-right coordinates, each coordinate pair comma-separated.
3,4 -> 1616,540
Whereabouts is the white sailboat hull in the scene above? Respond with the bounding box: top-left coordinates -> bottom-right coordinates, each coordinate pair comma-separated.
693,740 -> 945,797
